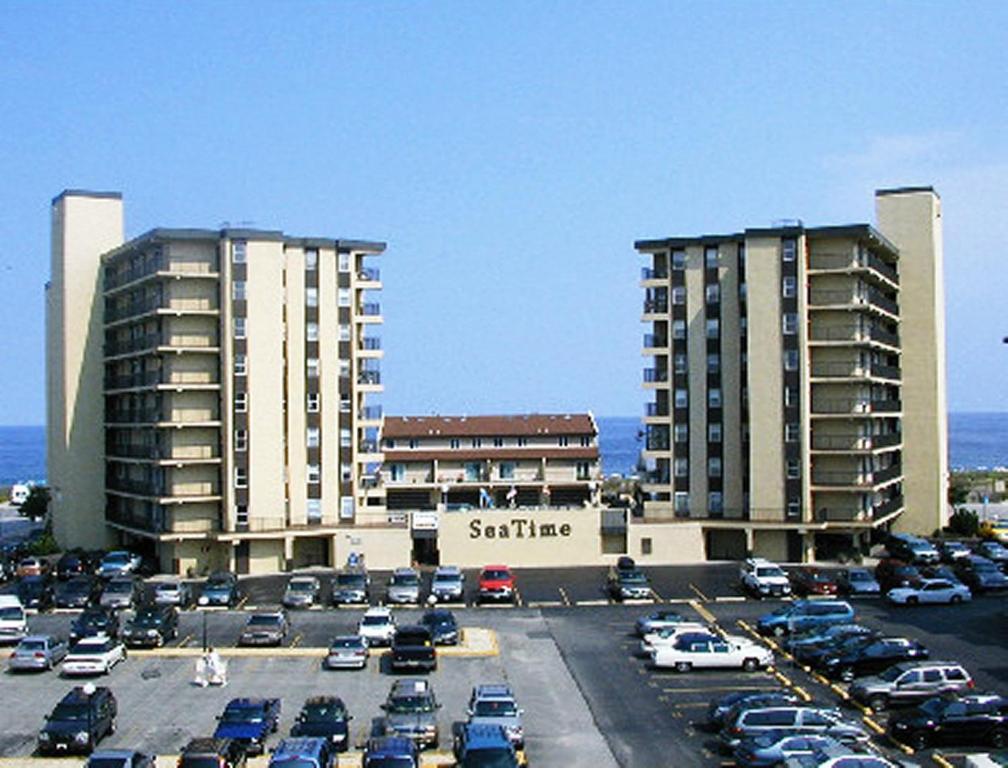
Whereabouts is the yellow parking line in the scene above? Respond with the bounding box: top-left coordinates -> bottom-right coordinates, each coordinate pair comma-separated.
931,752 -> 954,768
177,633 -> 193,647
688,599 -> 718,625
651,586 -> 664,602
862,715 -> 886,735
689,583 -> 711,602
236,595 -> 248,610
290,633 -> 303,648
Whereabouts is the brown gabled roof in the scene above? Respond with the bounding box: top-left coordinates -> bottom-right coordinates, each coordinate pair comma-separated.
382,413 -> 597,439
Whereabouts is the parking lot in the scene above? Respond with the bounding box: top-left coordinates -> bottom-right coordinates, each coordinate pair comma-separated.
2,563 -> 1007,766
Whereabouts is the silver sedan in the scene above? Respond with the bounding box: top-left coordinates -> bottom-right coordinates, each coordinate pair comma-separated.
8,635 -> 68,672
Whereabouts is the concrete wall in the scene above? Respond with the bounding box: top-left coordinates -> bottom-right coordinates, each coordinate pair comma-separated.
627,522 -> 706,564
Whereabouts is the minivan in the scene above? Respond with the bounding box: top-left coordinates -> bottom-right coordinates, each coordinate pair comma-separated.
269,737 -> 334,768
720,705 -> 868,750
757,599 -> 854,637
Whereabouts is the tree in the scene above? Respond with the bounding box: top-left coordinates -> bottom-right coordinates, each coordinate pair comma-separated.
18,486 -> 50,521
948,508 -> 979,538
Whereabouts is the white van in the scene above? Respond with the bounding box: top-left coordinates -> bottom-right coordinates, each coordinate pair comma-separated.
9,484 -> 30,506
0,596 -> 27,643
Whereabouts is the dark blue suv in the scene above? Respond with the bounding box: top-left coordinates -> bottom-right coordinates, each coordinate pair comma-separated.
268,737 -> 333,768
454,723 -> 521,768
363,736 -> 419,768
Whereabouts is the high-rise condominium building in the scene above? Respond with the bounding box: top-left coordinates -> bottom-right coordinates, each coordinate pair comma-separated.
634,187 -> 947,563
47,191 -> 403,575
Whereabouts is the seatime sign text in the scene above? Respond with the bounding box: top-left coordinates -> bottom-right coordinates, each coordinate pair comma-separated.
469,518 -> 572,540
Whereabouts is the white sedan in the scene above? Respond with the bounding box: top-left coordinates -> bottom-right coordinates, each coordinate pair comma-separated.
62,636 -> 127,676
651,631 -> 773,672
887,578 -> 972,605
639,622 -> 710,656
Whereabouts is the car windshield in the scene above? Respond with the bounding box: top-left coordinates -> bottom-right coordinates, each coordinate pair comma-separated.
179,759 -> 222,768
919,698 -> 947,716
848,571 -> 871,581
207,574 -> 232,587
363,615 -> 390,626
392,573 -> 418,586
621,571 -> 648,584
131,613 -> 162,628
365,758 -> 415,768
474,700 -> 517,717
89,760 -> 135,768
103,553 -> 129,565
248,615 -> 281,627
756,567 -> 785,578
64,580 -> 91,593
878,665 -> 906,682
461,750 -> 516,768
302,703 -> 346,722
50,703 -> 90,721
78,610 -> 107,625
155,582 -> 179,593
809,572 -> 831,582
222,706 -> 262,723
105,582 -> 131,594
18,640 -> 46,651
288,581 -> 315,592
72,640 -> 108,653
434,573 -> 459,583
483,570 -> 510,580
387,696 -> 434,714
271,761 -> 317,768
0,607 -> 23,620
338,574 -> 366,587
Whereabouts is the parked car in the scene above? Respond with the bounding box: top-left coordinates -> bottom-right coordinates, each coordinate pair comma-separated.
720,705 -> 869,751
652,631 -> 774,672
324,635 -> 370,670
16,556 -> 50,578
363,737 -> 418,768
151,577 -> 192,607
55,576 -> 102,609
178,737 -> 247,768
290,696 -> 352,752
635,609 -> 693,637
453,723 -> 521,768
17,574 -> 55,611
789,568 -> 840,597
920,564 -> 968,588
939,540 -> 973,563
421,609 -> 459,645
282,575 -> 321,609
70,606 -> 120,644
477,565 -> 516,604
8,634 -> 68,672
37,685 -> 117,755
214,698 -> 282,756
757,600 -> 855,637
849,660 -> 974,711
835,568 -> 881,597
62,635 -> 127,676
875,559 -> 921,593
975,541 -> 1008,569
122,605 -> 178,648
330,570 -> 369,605
391,625 -> 437,673
86,750 -> 155,768
792,631 -> 880,666
607,567 -> 652,601
890,693 -> 1008,750
639,622 -> 711,657
198,571 -> 240,607
706,691 -> 799,732
887,534 -> 940,565
887,578 -> 972,605
55,552 -> 92,580
99,577 -> 141,611
740,558 -> 792,598
358,606 -> 396,647
0,594 -> 27,643
785,624 -> 874,654
97,551 -> 141,579
380,678 -> 441,749
467,683 -> 524,748
734,732 -> 851,768
238,611 -> 289,647
268,737 -> 334,768
954,555 -> 1008,592
429,565 -> 464,603
386,568 -> 422,605
818,636 -> 929,682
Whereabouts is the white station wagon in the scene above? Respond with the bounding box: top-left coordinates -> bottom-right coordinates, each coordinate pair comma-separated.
651,631 -> 773,672
887,578 -> 972,605
62,635 -> 127,676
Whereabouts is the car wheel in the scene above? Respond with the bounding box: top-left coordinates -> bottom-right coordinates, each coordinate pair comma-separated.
675,661 -> 692,673
742,657 -> 759,672
868,694 -> 888,712
950,594 -> 963,604
910,731 -> 928,750
907,596 -> 918,605
991,729 -> 1007,748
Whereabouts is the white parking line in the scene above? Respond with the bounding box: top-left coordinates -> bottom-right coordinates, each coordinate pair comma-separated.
579,599 -> 609,606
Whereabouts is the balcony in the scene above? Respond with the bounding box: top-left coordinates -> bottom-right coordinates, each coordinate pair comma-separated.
811,398 -> 902,416
104,254 -> 218,294
359,405 -> 383,421
104,371 -> 162,390
643,299 -> 669,314
641,266 -> 669,281
105,408 -> 162,425
106,444 -> 158,460
810,432 -> 902,451
359,439 -> 380,454
645,433 -> 670,451
360,337 -> 382,351
360,303 -> 382,316
643,333 -> 669,350
873,494 -> 905,519
643,368 -> 669,384
358,267 -> 381,283
808,251 -> 899,286
358,370 -> 382,386
104,333 -> 162,358
107,444 -> 221,462
106,296 -> 164,324
809,287 -> 898,317
810,361 -> 902,381
812,463 -> 901,488
645,402 -> 669,417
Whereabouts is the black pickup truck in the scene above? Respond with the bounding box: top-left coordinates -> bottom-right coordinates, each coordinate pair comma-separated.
390,625 -> 437,672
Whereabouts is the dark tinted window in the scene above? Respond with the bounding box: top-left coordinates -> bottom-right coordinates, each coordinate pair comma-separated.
746,710 -> 795,727
922,670 -> 941,683
801,711 -> 831,726
945,668 -> 967,681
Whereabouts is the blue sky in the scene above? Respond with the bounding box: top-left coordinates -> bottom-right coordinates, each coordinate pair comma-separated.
1,2 -> 1006,426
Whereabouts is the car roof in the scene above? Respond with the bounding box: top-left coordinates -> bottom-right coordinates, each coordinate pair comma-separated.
0,595 -> 23,607
364,606 -> 392,616
473,683 -> 515,699
390,678 -> 431,694
21,634 -> 57,643
182,737 -> 231,753
434,565 -> 461,574
462,722 -> 513,749
365,736 -> 416,756
482,564 -> 510,570
89,750 -> 145,758
63,686 -> 111,703
304,695 -> 345,707
393,567 -> 418,575
274,737 -> 328,756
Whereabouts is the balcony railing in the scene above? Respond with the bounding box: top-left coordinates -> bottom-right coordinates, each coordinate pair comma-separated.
809,287 -> 898,316
643,470 -> 671,484
810,362 -> 903,380
867,253 -> 899,284
105,408 -> 163,424
107,444 -> 221,461
808,251 -> 899,285
107,478 -> 163,497
104,254 -> 218,293
358,370 -> 381,385
812,399 -> 902,415
645,402 -> 669,417
643,334 -> 668,349
106,296 -> 164,323
360,303 -> 382,316
811,432 -> 902,451
867,287 -> 898,315
106,444 -> 158,459
645,432 -> 670,451
360,337 -> 382,350
358,267 -> 381,282
869,326 -> 900,348
643,300 -> 669,314
359,439 -> 380,454
104,333 -> 163,357
104,371 -> 162,390
873,464 -> 903,484
641,266 -> 669,280
359,406 -> 383,421
874,494 -> 905,518
643,368 -> 669,383
812,463 -> 901,487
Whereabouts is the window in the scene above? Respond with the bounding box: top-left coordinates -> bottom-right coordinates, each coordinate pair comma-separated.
306,427 -> 320,448
783,276 -> 797,298
674,353 -> 687,374
493,437 -> 504,447
338,288 -> 350,307
707,353 -> 720,374
464,462 -> 481,481
499,462 -> 515,480
232,280 -> 246,300
580,435 -> 591,446
517,437 -> 527,447
787,459 -> 801,479
708,457 -> 722,477
705,284 -> 720,304
408,439 -> 418,449
471,438 -> 482,448
672,320 -> 686,340
674,389 -> 688,408
235,504 -> 248,526
339,359 -> 350,378
306,464 -> 320,484
234,392 -> 247,412
708,423 -> 722,442
785,422 -> 800,442
740,317 -> 747,334
674,492 -> 690,514
305,287 -> 318,307
233,318 -> 246,339
340,429 -> 351,447
384,438 -> 396,449
674,458 -> 688,477
390,464 -> 405,482
341,463 -> 352,482
306,322 -> 319,342
307,358 -> 320,377
306,499 -> 321,523
708,388 -> 722,408
234,467 -> 247,488
787,498 -> 801,518
671,286 -> 686,305
340,496 -> 354,519
449,438 -> 460,449
782,239 -> 797,262
307,393 -> 320,412
339,396 -> 351,413
338,253 -> 350,272
708,492 -> 723,514
705,246 -> 719,268
232,241 -> 247,264
785,387 -> 798,407
576,461 -> 591,480
305,249 -> 318,270
556,435 -> 570,447
234,429 -> 247,452
338,325 -> 351,342
672,250 -> 686,270
234,354 -> 247,376
783,313 -> 798,335
739,283 -> 747,301
674,424 -> 688,443
784,350 -> 799,371
706,318 -> 720,338
641,537 -> 652,555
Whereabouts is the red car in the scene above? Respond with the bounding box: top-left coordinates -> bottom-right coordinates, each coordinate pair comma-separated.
477,565 -> 516,604
789,567 -> 839,596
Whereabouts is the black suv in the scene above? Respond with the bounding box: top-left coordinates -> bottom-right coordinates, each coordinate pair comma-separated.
819,636 -> 929,681
70,606 -> 120,644
38,686 -> 117,755
122,605 -> 178,648
290,695 -> 352,752
890,693 -> 1008,750
55,576 -> 102,609
178,737 -> 247,768
17,575 -> 55,611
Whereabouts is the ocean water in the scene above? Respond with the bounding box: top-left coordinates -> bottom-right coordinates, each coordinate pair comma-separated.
0,414 -> 1005,485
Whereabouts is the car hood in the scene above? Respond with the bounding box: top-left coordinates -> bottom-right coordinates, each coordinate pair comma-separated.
386,712 -> 436,731
43,719 -> 91,736
470,715 -> 521,730
215,721 -> 268,740
292,720 -> 348,738
388,585 -> 418,595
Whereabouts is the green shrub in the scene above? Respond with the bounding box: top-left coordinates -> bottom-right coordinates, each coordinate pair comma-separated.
948,508 -> 980,538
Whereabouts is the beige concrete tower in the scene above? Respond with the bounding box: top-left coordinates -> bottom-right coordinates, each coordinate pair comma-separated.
47,191 -> 124,549
875,187 -> 949,535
